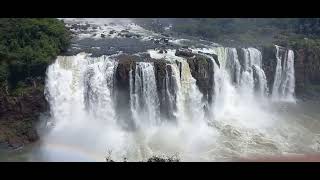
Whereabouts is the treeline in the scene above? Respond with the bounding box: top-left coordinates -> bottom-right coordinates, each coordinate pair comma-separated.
0,18 -> 71,92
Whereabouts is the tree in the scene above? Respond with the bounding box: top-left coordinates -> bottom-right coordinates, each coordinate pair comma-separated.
0,18 -> 71,89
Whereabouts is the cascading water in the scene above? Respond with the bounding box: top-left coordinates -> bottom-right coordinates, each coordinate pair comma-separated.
148,49 -> 205,123
164,63 -> 180,121
226,48 -> 241,86
272,45 -> 295,102
130,62 -> 160,127
240,48 -> 268,97
38,41 -> 319,162
42,53 -> 130,161
179,60 -> 205,123
252,65 -> 268,97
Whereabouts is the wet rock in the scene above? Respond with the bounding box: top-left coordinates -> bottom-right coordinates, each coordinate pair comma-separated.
262,45 -> 277,94
154,60 -> 178,121
160,38 -> 169,43
121,30 -> 130,33
186,54 -> 215,104
114,55 -> 137,130
236,48 -> 245,71
0,81 -> 48,148
175,48 -> 194,57
198,51 -> 220,68
118,31 -> 141,39
161,33 -> 170,37
71,23 -> 90,31
101,34 -> 106,38
158,48 -> 167,54
294,47 -> 320,95
124,33 -> 134,38
252,65 -> 261,92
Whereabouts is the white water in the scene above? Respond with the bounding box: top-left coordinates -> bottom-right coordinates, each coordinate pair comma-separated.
42,53 -> 128,161
130,62 -> 160,127
148,49 -> 205,123
241,48 -> 268,97
36,42 -> 320,162
272,45 -> 295,102
226,48 -> 241,85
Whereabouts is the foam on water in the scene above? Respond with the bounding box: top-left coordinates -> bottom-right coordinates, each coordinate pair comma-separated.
36,24 -> 320,161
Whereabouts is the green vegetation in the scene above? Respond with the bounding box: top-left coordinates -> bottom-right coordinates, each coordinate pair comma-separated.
170,18 -> 301,46
136,18 -> 320,48
0,18 -> 71,91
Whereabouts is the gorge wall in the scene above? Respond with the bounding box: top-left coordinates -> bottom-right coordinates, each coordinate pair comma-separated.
262,45 -> 320,97
0,82 -> 48,149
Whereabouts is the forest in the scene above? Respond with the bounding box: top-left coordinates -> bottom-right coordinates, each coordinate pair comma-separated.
0,18 -> 70,92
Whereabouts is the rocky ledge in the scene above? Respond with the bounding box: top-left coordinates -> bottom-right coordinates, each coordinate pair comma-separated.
0,81 -> 48,150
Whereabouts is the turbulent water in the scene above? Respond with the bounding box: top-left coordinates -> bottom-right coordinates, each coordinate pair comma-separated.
15,19 -> 319,162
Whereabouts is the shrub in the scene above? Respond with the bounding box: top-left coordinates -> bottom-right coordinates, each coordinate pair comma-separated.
0,18 -> 71,89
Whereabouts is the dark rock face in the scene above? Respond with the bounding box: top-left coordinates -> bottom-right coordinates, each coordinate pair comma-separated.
118,31 -> 141,39
261,45 -> 320,97
294,49 -> 307,95
158,49 -> 167,54
186,54 -> 215,104
114,55 -> 136,130
153,60 -> 167,119
154,60 -> 178,121
262,46 -> 277,94
237,48 -> 245,72
198,51 -> 220,68
175,48 -> 194,57
0,84 -> 48,149
175,49 -> 216,104
252,65 -> 261,92
294,48 -> 320,95
161,38 -> 169,43
161,33 -> 170,37
70,23 -> 90,31
113,54 -> 181,123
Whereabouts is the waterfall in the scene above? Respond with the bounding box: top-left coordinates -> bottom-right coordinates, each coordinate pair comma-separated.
178,59 -> 205,123
33,18 -> 312,162
272,45 -> 295,102
43,53 -> 127,161
84,56 -> 118,121
240,48 -> 268,97
198,47 -> 268,99
226,48 -> 241,85
41,44 -> 300,161
284,50 -> 295,100
130,62 -> 160,127
252,65 -> 268,97
148,49 -> 205,123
